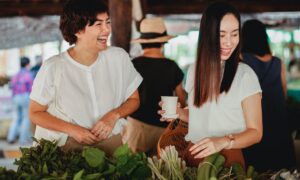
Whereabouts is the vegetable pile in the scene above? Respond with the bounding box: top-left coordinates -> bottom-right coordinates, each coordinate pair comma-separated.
1,139 -> 297,179
148,146 -> 258,180
0,138 -> 151,180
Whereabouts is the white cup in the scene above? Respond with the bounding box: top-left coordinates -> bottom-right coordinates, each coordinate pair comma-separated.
161,96 -> 178,118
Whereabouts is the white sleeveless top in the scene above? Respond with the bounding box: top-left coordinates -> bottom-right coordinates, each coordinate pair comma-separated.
30,47 -> 143,145
185,63 -> 261,143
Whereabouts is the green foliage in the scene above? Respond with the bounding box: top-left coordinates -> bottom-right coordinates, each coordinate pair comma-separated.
0,140 -> 279,180
0,167 -> 17,180
0,140 -> 152,180
114,145 -> 152,179
82,147 -> 105,168
183,167 -> 197,180
197,153 -> 219,180
113,143 -> 132,159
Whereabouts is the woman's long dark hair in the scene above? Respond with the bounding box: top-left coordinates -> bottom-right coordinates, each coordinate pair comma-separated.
241,19 -> 271,56
194,1 -> 241,107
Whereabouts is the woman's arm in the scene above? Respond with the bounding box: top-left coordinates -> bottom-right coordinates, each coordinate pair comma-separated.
29,100 -> 98,144
91,89 -> 140,139
230,92 -> 263,148
190,93 -> 262,158
281,60 -> 287,98
178,107 -> 189,122
175,82 -> 187,107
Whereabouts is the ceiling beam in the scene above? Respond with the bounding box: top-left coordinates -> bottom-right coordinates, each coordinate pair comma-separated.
0,2 -> 64,17
146,1 -> 300,14
0,1 -> 300,17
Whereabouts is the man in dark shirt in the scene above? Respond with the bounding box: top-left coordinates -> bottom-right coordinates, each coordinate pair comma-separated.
122,18 -> 186,155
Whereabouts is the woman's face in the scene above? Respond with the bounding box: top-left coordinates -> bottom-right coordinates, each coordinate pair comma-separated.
220,13 -> 239,61
76,12 -> 111,52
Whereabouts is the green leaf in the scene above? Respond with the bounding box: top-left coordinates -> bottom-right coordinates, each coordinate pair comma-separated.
82,147 -> 105,168
83,173 -> 102,180
118,156 -> 138,175
30,166 -> 37,175
102,164 -> 116,175
131,164 -> 152,179
41,177 -> 58,180
50,171 -> 58,177
42,163 -> 49,174
113,144 -> 131,159
60,172 -> 68,179
73,169 -> 84,180
116,155 -> 129,167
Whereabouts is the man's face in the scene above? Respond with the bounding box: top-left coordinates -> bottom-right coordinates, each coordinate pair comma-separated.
76,12 -> 111,52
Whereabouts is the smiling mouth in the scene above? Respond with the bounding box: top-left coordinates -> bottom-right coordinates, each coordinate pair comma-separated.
97,37 -> 108,44
221,49 -> 231,56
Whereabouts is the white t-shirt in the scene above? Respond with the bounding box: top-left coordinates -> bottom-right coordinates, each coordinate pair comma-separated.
185,63 -> 261,143
30,46 -> 143,145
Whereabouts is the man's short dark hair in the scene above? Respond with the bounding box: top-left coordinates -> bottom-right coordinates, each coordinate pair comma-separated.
141,43 -> 164,49
20,57 -> 30,68
59,0 -> 109,45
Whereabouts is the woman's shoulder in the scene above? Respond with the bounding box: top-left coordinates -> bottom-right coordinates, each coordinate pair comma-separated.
237,62 -> 254,72
102,46 -> 128,57
38,53 -> 65,76
271,56 -> 283,65
236,62 -> 258,79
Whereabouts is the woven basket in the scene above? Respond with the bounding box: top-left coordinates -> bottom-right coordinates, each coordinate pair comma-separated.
157,119 -> 245,168
157,119 -> 189,158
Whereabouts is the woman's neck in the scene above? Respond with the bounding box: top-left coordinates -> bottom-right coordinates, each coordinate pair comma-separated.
68,45 -> 99,66
255,54 -> 272,62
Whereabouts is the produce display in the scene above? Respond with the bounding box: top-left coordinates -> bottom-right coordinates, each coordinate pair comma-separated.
0,138 -> 151,180
0,138 -> 299,179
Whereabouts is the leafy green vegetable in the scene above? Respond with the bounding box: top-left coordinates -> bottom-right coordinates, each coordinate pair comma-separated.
113,143 -> 131,159
73,169 -> 84,180
82,147 -> 105,168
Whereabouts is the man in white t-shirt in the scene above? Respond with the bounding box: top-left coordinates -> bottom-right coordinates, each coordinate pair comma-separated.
29,0 -> 142,156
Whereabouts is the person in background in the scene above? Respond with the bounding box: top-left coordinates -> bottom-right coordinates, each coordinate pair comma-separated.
122,17 -> 186,155
30,55 -> 43,134
159,2 -> 263,167
7,56 -> 33,145
29,0 -> 142,156
288,47 -> 300,81
30,55 -> 43,79
241,19 -> 296,172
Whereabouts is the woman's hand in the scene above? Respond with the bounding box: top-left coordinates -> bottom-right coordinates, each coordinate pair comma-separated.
189,137 -> 229,158
157,101 -> 181,122
158,101 -> 189,122
91,110 -> 120,141
68,125 -> 98,145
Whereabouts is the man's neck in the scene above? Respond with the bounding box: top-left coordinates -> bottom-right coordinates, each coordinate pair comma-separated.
143,48 -> 165,59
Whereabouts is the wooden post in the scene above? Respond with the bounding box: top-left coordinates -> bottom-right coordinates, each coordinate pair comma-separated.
109,0 -> 132,53
134,0 -> 147,32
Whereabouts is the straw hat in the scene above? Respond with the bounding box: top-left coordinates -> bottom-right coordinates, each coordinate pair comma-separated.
131,17 -> 175,44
